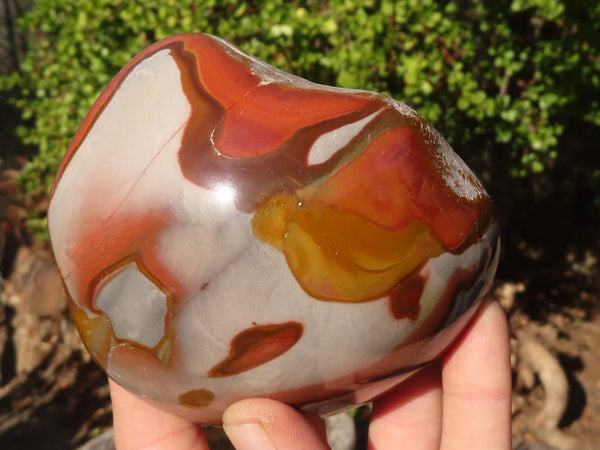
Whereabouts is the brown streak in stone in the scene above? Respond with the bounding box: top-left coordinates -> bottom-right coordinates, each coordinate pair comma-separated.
169,37 -> 384,213
208,322 -> 303,378
388,272 -> 426,320
178,389 -> 215,408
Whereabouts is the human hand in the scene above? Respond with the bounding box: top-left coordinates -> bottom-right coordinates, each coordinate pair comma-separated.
110,297 -> 511,449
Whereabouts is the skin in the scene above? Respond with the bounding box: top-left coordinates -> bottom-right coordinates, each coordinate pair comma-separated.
110,297 -> 512,450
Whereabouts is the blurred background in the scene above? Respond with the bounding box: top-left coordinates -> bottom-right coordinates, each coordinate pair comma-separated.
0,0 -> 599,448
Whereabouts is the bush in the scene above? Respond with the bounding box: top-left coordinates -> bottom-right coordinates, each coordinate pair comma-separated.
2,0 -> 599,206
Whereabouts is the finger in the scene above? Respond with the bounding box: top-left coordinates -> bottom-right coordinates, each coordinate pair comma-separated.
368,361 -> 443,450
223,398 -> 329,450
440,298 -> 512,450
109,379 -> 209,450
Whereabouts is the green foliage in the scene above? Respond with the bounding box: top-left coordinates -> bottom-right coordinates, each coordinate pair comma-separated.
2,0 -> 599,197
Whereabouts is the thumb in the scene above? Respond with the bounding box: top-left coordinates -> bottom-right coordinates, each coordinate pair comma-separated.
223,398 -> 330,450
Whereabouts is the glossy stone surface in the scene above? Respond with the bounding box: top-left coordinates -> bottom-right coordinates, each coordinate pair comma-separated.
48,33 -> 499,424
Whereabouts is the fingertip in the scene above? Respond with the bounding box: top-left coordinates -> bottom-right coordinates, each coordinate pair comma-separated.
223,398 -> 329,450
443,297 -> 509,367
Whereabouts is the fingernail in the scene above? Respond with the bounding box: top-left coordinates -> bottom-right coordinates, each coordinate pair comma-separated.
223,422 -> 277,450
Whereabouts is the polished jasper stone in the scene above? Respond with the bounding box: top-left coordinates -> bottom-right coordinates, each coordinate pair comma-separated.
48,33 -> 499,424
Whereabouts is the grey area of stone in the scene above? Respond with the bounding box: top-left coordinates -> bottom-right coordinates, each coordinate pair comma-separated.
326,412 -> 357,450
